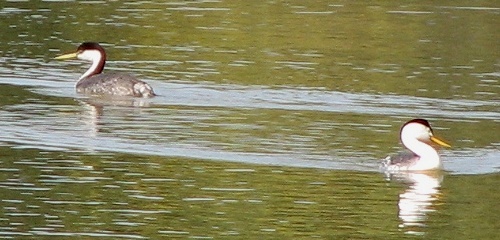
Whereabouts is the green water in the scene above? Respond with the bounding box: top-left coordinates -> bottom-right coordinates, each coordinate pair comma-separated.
0,0 -> 498,239
1,146 -> 498,239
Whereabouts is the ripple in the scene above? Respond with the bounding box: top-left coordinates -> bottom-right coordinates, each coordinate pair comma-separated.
200,187 -> 255,192
27,231 -> 147,239
182,197 -> 216,201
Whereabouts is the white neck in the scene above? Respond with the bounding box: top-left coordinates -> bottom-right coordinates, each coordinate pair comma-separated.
77,50 -> 103,80
402,137 -> 441,170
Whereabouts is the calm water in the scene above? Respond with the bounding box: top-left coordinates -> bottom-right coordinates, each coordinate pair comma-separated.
0,0 -> 499,239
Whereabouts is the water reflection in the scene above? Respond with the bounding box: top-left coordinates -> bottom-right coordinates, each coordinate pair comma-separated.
0,146 -> 401,239
0,80 -> 498,173
79,97 -> 154,135
385,171 -> 443,236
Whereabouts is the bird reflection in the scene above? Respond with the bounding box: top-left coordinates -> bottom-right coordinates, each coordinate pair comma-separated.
385,171 -> 444,236
80,100 -> 103,137
78,97 -> 153,136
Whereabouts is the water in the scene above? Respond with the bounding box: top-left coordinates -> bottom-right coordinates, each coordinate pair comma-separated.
0,0 -> 499,239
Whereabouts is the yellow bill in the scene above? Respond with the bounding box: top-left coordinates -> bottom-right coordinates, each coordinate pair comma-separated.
431,136 -> 451,147
54,52 -> 78,60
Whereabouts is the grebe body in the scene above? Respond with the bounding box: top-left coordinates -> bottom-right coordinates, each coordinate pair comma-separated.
55,42 -> 155,98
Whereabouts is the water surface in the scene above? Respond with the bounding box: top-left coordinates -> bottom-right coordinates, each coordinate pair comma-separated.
0,0 -> 498,239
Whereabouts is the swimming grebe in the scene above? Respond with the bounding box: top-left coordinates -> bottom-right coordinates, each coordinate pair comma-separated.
55,42 -> 155,98
381,119 -> 451,171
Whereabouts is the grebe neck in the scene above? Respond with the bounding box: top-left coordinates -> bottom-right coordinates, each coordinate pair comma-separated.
402,137 -> 440,164
77,49 -> 105,80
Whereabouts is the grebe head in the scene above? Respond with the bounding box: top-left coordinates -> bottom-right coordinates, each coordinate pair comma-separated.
75,42 -> 106,62
400,119 -> 451,149
55,42 -> 106,79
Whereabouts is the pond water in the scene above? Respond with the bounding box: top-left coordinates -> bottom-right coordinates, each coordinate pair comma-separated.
0,0 -> 498,239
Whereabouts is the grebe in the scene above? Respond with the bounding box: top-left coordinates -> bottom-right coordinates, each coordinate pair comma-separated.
55,42 -> 155,98
381,119 -> 451,171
